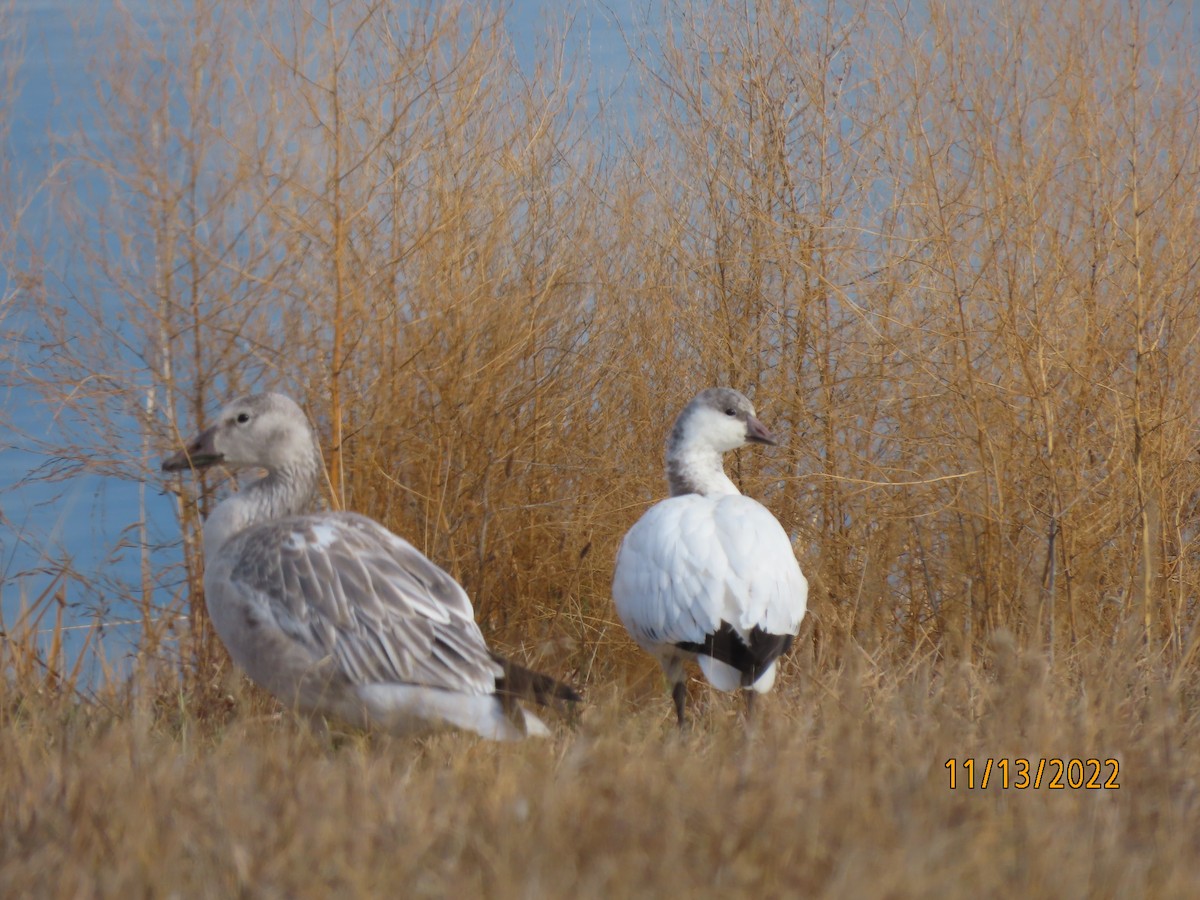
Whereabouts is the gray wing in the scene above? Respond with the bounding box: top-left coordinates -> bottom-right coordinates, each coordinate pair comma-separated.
227,511 -> 501,695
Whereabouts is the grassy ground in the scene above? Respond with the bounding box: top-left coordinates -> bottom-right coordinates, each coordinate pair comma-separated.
3,634 -> 1197,898
4,0 -> 1200,895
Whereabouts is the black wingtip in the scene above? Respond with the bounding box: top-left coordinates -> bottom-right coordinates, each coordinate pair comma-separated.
675,622 -> 794,687
491,652 -> 583,706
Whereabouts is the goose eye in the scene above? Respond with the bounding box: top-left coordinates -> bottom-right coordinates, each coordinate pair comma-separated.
724,408 -> 736,417
236,412 -> 251,424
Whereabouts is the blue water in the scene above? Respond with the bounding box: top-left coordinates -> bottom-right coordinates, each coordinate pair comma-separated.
1,0 -> 162,675
0,0 -> 641,680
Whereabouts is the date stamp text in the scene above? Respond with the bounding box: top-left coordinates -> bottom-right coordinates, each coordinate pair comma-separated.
944,758 -> 1120,789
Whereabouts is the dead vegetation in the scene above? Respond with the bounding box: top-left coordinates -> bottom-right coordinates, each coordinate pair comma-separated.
3,0 -> 1200,894
2,636 -> 1198,898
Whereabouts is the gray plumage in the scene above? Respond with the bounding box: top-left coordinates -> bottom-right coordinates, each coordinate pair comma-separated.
163,392 -> 578,740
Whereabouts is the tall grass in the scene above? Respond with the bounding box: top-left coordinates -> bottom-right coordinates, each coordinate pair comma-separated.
3,0 -> 1200,893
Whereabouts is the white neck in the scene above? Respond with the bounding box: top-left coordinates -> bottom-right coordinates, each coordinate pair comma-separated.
203,455 -> 319,555
666,445 -> 741,497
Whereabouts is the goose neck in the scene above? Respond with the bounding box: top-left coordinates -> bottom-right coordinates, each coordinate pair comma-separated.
666,445 -> 740,497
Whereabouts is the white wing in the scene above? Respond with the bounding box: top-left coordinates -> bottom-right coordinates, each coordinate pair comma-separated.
217,511 -> 502,696
612,493 -> 807,652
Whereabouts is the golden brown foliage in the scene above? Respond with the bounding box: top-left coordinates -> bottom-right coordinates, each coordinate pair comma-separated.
13,0 -> 1200,679
4,0 -> 1200,892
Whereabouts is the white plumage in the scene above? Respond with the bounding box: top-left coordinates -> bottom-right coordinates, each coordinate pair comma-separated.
612,388 -> 807,725
163,392 -> 578,740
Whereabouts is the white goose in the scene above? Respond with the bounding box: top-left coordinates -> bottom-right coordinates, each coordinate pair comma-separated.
612,388 -> 807,726
163,392 -> 579,740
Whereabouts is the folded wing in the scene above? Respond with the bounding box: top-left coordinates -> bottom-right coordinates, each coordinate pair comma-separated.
613,494 -> 807,671
226,511 -> 502,696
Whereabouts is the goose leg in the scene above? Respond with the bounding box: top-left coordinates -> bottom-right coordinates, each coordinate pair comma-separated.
672,680 -> 688,728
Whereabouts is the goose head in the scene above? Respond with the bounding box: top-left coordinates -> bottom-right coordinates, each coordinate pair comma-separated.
162,392 -> 314,474
670,387 -> 777,455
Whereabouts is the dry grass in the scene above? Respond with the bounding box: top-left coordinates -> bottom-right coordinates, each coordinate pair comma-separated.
3,637 -> 1199,897
4,0 -> 1200,894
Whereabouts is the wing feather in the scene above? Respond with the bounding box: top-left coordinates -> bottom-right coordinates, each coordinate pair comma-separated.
711,495 -> 808,636
613,494 -> 807,652
227,511 -> 500,695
